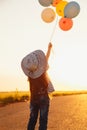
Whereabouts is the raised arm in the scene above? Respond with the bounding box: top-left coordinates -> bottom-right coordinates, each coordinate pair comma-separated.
46,42 -> 53,62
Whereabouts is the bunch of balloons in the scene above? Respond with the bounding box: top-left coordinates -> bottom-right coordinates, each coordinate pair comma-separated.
38,0 -> 80,31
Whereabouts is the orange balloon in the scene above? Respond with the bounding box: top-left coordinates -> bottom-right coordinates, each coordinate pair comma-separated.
59,17 -> 73,31
52,0 -> 62,7
41,8 -> 56,23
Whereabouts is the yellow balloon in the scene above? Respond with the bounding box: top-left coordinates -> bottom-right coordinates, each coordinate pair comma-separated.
41,8 -> 56,23
56,1 -> 68,16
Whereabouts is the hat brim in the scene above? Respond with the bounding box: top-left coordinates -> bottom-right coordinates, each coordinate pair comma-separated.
21,50 -> 47,79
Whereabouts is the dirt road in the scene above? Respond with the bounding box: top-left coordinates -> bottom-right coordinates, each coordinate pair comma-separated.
0,94 -> 87,130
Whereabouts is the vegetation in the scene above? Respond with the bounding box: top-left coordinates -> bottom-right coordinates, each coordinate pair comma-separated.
0,91 -> 29,107
52,90 -> 87,96
0,90 -> 87,107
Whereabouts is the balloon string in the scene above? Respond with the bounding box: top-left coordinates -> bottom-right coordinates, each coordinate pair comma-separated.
49,16 -> 58,42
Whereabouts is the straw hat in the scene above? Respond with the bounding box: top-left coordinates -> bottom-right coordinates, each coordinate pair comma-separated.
21,50 -> 47,79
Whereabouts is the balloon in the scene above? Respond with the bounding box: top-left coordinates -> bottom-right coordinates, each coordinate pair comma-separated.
59,17 -> 73,31
52,0 -> 62,7
41,8 -> 56,23
38,0 -> 53,7
64,1 -> 80,18
56,1 -> 68,16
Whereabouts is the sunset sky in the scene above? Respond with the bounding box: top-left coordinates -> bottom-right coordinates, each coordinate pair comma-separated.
0,0 -> 87,91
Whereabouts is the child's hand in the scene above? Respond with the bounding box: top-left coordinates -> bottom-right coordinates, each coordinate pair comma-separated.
48,42 -> 52,48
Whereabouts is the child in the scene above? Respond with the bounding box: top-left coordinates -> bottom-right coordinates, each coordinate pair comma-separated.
21,42 -> 55,130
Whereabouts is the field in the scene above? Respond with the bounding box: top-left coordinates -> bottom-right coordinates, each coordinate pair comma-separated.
0,90 -> 87,106
0,91 -> 29,106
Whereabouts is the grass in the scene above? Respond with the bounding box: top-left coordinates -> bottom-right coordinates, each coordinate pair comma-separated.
0,91 -> 29,107
0,90 -> 87,107
52,90 -> 87,96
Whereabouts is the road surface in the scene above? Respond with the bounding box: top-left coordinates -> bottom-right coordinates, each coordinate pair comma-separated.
0,94 -> 87,130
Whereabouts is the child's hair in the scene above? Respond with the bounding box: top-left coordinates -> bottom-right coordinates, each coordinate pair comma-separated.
28,72 -> 49,89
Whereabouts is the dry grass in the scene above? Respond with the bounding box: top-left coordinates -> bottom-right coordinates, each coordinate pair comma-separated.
52,90 -> 87,96
0,91 -> 29,106
0,90 -> 87,106
0,91 -> 29,98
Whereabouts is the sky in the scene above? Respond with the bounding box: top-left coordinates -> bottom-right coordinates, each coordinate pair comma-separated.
0,0 -> 87,92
